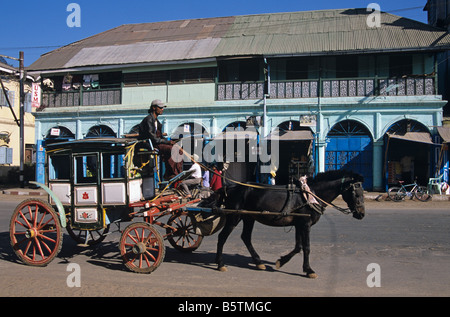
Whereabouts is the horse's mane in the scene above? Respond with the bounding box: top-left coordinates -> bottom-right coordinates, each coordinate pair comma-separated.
308,169 -> 364,185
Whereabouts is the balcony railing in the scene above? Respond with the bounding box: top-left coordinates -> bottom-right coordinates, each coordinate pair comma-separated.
41,88 -> 122,108
217,76 -> 436,101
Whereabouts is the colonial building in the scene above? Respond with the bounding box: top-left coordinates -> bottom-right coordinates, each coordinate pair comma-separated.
28,9 -> 450,191
0,61 -> 35,183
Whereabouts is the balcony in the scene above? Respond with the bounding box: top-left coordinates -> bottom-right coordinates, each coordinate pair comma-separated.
41,88 -> 121,109
217,76 -> 436,101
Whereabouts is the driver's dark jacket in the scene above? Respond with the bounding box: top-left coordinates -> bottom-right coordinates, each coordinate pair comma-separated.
138,113 -> 171,146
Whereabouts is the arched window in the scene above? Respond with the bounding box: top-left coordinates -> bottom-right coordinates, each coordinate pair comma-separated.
86,125 -> 116,138
45,126 -> 75,142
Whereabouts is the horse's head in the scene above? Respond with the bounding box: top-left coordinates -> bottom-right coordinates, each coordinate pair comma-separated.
341,174 -> 365,220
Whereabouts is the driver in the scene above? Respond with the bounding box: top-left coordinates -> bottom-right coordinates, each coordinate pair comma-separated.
138,99 -> 183,180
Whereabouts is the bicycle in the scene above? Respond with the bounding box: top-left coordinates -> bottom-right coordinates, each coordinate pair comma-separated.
387,179 -> 432,202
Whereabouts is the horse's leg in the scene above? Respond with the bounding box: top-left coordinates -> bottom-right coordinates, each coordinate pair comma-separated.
240,216 -> 265,270
275,223 -> 302,269
300,223 -> 317,279
215,214 -> 241,272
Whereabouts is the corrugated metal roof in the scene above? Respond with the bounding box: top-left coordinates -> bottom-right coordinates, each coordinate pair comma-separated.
0,61 -> 17,73
28,9 -> 450,72
213,9 -> 450,57
437,127 -> 450,143
64,38 -> 222,67
387,132 -> 434,144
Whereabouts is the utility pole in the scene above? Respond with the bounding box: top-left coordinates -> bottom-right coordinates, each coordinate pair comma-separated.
19,51 -> 25,188
263,58 -> 270,138
0,52 -> 25,187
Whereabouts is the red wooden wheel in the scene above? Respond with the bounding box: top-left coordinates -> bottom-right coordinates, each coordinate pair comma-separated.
119,222 -> 165,274
10,199 -> 63,267
166,213 -> 203,252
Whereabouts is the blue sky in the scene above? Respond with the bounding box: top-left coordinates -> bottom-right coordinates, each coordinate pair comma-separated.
1,0 -> 430,67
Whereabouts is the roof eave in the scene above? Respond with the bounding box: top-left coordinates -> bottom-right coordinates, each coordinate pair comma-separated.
27,57 -> 218,76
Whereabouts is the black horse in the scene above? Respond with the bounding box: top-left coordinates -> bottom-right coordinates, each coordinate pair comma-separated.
214,169 -> 365,278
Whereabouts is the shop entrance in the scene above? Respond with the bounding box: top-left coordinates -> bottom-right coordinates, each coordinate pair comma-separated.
325,120 -> 373,190
385,119 -> 433,187
271,121 -> 314,185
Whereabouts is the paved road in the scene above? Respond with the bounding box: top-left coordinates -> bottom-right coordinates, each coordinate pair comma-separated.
0,194 -> 449,299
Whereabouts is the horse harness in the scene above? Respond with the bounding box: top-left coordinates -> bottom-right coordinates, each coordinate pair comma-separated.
293,176 -> 363,216
182,150 -> 358,217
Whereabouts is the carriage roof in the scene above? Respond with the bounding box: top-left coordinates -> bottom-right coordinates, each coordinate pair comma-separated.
45,138 -> 139,154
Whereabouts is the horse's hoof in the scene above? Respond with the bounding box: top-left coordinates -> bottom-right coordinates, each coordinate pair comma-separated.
307,272 -> 318,279
218,266 -> 228,272
256,264 -> 266,270
275,260 -> 281,269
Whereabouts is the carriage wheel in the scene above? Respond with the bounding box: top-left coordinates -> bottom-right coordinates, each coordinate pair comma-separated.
66,223 -> 110,247
166,213 -> 203,252
10,199 -> 63,267
119,222 -> 165,274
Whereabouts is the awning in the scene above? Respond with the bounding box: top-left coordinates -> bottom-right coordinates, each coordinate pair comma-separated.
213,130 -> 258,140
437,127 -> 450,143
387,132 -> 434,145
267,130 -> 314,141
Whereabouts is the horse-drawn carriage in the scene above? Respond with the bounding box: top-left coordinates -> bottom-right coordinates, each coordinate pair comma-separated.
9,137 -> 216,273
9,137 -> 366,277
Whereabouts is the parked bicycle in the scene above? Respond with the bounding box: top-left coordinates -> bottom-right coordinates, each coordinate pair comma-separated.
388,179 -> 432,202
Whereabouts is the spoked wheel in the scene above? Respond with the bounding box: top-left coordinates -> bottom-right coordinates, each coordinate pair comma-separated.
10,199 -> 63,266
414,186 -> 432,202
166,212 -> 203,252
387,186 -> 406,202
119,222 -> 165,274
66,223 -> 110,247
191,186 -> 201,199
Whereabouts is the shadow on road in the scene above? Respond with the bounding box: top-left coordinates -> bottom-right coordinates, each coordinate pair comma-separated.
0,232 -> 20,264
1,230 -> 306,277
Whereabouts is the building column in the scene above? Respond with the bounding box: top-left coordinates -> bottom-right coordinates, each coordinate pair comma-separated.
372,139 -> 384,191
76,119 -> 82,139
118,118 -> 124,137
35,120 -> 42,143
316,139 -> 327,174
162,118 -> 168,135
211,116 -> 217,136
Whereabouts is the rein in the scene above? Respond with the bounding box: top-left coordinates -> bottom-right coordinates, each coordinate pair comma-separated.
181,147 -> 356,215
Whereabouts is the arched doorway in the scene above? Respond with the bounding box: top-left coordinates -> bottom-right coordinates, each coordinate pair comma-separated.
326,120 -> 373,190
272,120 -> 314,185
171,122 -> 209,140
385,119 -> 433,186
86,125 -> 116,138
215,121 -> 259,184
171,122 -> 209,169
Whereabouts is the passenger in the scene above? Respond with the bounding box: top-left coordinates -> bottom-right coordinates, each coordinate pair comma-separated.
179,154 -> 202,197
202,168 -> 210,188
210,164 -> 223,193
138,99 -> 183,180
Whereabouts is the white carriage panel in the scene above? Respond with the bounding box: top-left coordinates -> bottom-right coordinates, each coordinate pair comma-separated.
74,186 -> 98,205
49,183 -> 71,205
128,179 -> 142,203
74,208 -> 98,223
102,182 -> 126,205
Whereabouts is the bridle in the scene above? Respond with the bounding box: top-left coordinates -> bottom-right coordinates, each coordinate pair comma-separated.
303,180 -> 364,215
